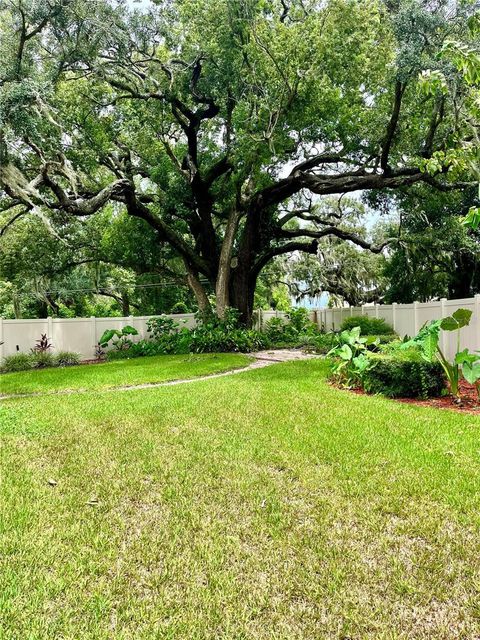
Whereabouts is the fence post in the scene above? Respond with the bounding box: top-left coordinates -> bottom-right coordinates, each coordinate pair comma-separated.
361,304 -> 365,316
91,316 -> 96,354
0,317 -> 3,362
440,298 -> 447,354
350,305 -> 353,317
392,302 -> 397,333
375,302 -> 379,319
475,294 -> 480,351
47,316 -> 53,348
413,302 -> 419,335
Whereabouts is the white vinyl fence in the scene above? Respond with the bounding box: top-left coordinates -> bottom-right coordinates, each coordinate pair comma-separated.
1,296 -> 480,362
316,296 -> 480,361
0,314 -> 197,361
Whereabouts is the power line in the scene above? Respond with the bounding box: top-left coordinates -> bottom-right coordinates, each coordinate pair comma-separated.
9,279 -> 210,298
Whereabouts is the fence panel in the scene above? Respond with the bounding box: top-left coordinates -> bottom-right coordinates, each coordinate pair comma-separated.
2,297 -> 480,362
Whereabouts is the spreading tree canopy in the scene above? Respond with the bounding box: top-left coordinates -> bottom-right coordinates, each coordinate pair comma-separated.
0,0 -> 478,322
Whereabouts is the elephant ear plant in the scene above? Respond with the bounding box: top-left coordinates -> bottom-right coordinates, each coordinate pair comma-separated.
403,308 -> 472,398
327,327 -> 378,388
99,325 -> 139,351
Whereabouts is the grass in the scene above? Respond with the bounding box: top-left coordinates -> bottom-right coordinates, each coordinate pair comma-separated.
2,359 -> 480,638
0,353 -> 252,396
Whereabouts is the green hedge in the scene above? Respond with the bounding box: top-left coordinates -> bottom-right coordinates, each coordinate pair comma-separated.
341,316 -> 395,335
363,352 -> 446,399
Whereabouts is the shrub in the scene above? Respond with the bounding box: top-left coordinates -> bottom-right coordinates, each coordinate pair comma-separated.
31,352 -> 56,369
1,353 -> 34,373
99,325 -> 139,350
189,326 -> 267,353
146,315 -> 180,340
264,308 -> 319,347
362,351 -> 446,399
309,332 -> 337,354
170,301 -> 190,314
54,351 -> 81,367
363,334 -> 399,350
341,315 -> 395,335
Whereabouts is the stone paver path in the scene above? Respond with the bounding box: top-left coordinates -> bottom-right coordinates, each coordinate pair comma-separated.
0,349 -> 317,401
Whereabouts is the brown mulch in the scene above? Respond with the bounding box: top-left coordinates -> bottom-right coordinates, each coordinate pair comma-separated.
396,379 -> 480,414
339,380 -> 480,414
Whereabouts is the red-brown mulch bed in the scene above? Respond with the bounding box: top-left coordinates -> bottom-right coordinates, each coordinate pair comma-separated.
337,380 -> 480,414
396,379 -> 480,414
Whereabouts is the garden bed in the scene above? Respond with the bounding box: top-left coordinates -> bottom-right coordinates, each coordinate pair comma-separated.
343,380 -> 480,414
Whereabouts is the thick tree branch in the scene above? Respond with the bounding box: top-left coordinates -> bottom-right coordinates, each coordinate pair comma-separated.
380,80 -> 405,172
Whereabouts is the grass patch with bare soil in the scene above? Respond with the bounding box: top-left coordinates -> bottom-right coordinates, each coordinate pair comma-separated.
2,359 -> 480,638
0,352 -> 252,396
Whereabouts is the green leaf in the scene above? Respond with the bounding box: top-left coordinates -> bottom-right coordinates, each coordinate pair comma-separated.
440,308 -> 472,331
455,348 -> 477,366
338,344 -> 353,361
122,325 -> 139,336
99,329 -> 120,347
462,361 -> 480,385
422,330 -> 439,361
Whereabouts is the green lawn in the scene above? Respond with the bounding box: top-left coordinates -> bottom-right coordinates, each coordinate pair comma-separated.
0,353 -> 251,396
2,359 -> 480,639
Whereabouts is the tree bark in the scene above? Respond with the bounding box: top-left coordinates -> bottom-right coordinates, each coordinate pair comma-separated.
230,261 -> 258,326
185,262 -> 212,317
215,209 -> 241,319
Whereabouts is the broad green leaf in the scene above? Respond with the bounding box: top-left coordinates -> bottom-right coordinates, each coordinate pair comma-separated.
440,308 -> 472,331
122,325 -> 139,336
462,362 -> 480,385
338,344 -> 353,360
452,308 -> 473,328
455,348 -> 478,366
422,330 -> 439,361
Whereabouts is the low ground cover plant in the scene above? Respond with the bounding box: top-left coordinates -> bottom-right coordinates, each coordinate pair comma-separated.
1,350 -> 81,373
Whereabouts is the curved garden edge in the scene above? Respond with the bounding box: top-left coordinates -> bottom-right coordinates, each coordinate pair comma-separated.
0,349 -> 317,401
332,381 -> 480,415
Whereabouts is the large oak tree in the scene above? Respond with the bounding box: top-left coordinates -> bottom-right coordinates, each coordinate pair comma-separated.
0,0 -> 478,323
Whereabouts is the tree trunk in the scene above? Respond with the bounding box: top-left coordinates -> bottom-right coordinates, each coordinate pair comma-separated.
121,291 -> 130,317
230,266 -> 257,326
215,209 -> 241,319
185,262 -> 212,317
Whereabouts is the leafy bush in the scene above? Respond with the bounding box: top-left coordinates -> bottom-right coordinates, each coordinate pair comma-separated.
55,351 -> 81,367
1,353 -> 34,373
31,352 -> 56,369
308,332 -> 337,354
264,308 -> 318,347
341,315 -> 395,335
327,327 -> 378,387
146,315 -> 180,339
99,325 -> 139,350
189,326 -> 267,353
362,351 -> 446,399
400,307 -> 472,397
363,334 -> 399,350
287,307 -> 316,334
170,302 -> 190,314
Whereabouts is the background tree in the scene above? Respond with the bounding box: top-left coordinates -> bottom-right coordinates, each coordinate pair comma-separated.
0,0 -> 478,323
